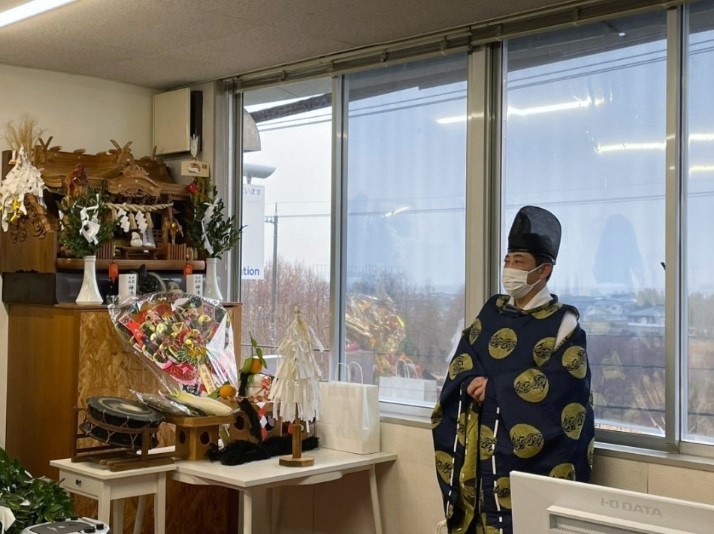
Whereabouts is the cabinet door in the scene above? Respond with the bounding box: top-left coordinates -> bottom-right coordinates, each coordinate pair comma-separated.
6,304 -> 79,478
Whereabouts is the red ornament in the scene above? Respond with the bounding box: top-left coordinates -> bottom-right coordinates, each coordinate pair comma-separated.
186,181 -> 199,195
108,261 -> 119,282
67,163 -> 89,197
183,262 -> 193,275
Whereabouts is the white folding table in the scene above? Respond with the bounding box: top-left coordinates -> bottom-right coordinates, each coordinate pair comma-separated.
172,448 -> 397,534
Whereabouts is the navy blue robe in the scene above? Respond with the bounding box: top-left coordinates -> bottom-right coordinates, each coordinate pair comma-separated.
432,294 -> 594,533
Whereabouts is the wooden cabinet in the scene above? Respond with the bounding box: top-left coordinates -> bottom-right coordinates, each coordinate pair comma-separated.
5,302 -> 241,534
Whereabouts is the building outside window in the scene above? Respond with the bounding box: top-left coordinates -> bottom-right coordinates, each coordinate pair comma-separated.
502,12 -> 668,436
234,3 -> 714,449
343,55 -> 468,407
241,80 -> 333,376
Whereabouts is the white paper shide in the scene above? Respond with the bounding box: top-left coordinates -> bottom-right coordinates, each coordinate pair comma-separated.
269,307 -> 322,427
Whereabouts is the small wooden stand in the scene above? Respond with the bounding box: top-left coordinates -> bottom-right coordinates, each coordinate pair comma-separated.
165,414 -> 235,461
72,409 -> 173,472
279,418 -> 314,467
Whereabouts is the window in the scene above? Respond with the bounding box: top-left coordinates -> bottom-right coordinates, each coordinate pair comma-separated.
502,13 -> 668,436
342,55 -> 468,407
685,1 -> 714,445
241,80 -> 333,376
232,4 -> 714,439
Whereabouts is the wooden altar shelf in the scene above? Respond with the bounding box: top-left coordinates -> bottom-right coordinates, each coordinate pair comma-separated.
0,146 -> 198,278
56,258 -> 205,271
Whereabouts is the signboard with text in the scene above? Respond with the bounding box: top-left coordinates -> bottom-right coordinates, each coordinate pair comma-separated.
241,184 -> 265,280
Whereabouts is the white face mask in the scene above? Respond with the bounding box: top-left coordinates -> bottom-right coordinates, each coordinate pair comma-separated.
502,265 -> 544,300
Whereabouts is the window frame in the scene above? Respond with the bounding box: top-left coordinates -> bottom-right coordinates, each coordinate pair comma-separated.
229,2 -> 714,456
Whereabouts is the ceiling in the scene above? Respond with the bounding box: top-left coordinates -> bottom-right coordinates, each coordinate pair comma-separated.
0,0 -> 576,89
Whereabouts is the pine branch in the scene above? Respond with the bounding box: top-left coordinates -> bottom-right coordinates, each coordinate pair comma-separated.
58,188 -> 116,258
186,183 -> 242,259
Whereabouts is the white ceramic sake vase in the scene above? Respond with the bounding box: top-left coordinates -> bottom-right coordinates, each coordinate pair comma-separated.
203,257 -> 223,301
76,255 -> 103,305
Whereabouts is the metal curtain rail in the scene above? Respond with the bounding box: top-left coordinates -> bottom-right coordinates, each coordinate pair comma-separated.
470,0 -> 689,45
222,0 -> 696,93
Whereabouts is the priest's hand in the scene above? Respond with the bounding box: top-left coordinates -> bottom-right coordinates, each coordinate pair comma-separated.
467,376 -> 488,403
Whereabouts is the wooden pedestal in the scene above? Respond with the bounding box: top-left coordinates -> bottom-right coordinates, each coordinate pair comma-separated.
166,415 -> 235,461
278,418 -> 314,467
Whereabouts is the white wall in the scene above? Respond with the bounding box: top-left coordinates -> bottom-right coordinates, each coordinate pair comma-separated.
0,63 -> 155,448
0,64 -> 155,155
273,423 -> 714,534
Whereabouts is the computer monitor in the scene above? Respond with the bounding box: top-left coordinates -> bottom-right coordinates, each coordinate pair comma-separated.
511,471 -> 714,533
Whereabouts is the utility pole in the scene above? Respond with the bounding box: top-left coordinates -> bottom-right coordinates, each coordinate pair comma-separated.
266,203 -> 279,345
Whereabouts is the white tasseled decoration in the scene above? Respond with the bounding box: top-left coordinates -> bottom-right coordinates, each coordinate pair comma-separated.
0,146 -> 45,231
269,307 -> 322,427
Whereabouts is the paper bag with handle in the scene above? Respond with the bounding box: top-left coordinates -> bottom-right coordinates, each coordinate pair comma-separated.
317,362 -> 380,454
378,357 -> 437,404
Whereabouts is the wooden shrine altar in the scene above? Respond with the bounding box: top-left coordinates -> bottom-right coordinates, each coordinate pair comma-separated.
1,141 -> 243,533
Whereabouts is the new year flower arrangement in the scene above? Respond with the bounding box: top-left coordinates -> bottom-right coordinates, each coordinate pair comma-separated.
110,292 -> 238,412
58,164 -> 117,304
185,177 -> 241,258
57,165 -> 116,259
185,177 -> 242,300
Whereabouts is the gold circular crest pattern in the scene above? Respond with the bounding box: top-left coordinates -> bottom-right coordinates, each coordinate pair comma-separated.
561,403 -> 587,440
431,402 -> 442,429
532,337 -> 556,367
435,450 -> 454,484
510,423 -> 544,458
469,318 -> 482,345
449,353 -> 474,380
549,463 -> 576,480
562,346 -> 587,379
495,476 -> 512,509
461,441 -> 477,493
479,424 -> 496,460
513,368 -> 550,403
532,301 -> 562,319
462,480 -> 477,505
488,328 -> 518,359
457,412 -> 467,447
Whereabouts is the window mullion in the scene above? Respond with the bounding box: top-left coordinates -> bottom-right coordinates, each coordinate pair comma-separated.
664,5 -> 685,452
330,75 -> 348,381
228,91 -> 243,303
466,47 -> 490,321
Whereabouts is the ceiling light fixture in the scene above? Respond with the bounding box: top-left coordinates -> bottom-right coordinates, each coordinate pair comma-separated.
436,116 -> 467,125
435,112 -> 485,125
385,206 -> 409,217
0,0 -> 77,29
437,97 -> 601,124
507,97 -> 601,117
596,141 -> 666,153
689,165 -> 714,175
